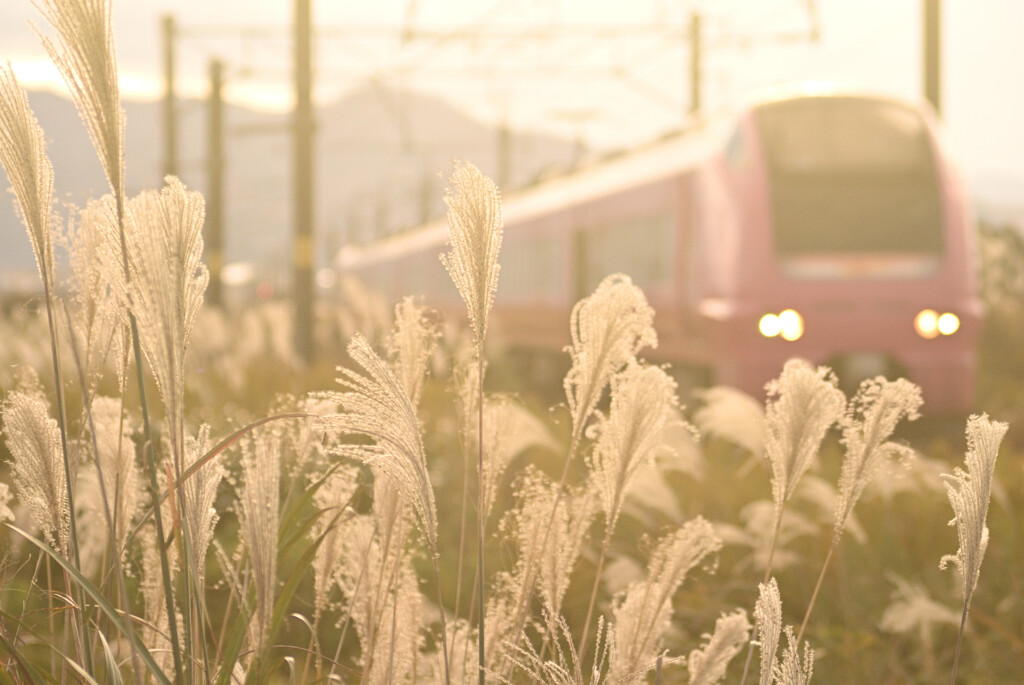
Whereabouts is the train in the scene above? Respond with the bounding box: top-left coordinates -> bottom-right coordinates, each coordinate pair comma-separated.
337,84 -> 980,414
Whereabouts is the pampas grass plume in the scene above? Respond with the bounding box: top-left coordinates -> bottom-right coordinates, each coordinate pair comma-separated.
0,63 -> 55,285
687,609 -> 752,685
764,360 -> 845,513
440,160 -> 503,346
940,413 -> 1007,606
754,577 -> 782,685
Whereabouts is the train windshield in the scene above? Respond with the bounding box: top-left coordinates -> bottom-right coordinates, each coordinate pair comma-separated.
756,97 -> 943,267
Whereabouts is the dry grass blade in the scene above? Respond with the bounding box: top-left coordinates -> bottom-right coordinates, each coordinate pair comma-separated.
0,62 -> 55,285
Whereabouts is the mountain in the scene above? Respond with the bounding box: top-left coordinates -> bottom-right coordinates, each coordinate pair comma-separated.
0,84 -> 578,291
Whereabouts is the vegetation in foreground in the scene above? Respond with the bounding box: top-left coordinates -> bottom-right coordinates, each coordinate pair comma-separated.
0,2 -> 1022,684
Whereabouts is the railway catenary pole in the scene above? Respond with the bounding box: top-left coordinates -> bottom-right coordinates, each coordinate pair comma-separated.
294,0 -> 315,362
689,12 -> 702,116
162,15 -> 178,178
206,60 -> 225,308
923,0 -> 941,116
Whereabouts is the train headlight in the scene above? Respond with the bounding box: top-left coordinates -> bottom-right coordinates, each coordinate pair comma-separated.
759,310 -> 803,341
914,309 -> 940,339
759,313 -> 782,337
778,309 -> 804,341
937,312 -> 960,336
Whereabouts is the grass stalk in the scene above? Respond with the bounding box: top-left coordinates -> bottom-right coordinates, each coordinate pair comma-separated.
950,596 -> 971,685
431,552 -> 452,685
475,345 -> 485,685
576,526 -> 612,667
795,539 -> 836,646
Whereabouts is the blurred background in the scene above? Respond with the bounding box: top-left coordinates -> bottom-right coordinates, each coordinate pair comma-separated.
0,0 -> 1022,420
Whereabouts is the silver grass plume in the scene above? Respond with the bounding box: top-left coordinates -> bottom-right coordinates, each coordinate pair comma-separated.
610,517 -> 721,683
879,573 -> 959,636
440,160 -> 503,346
105,178 -> 207,474
687,609 -> 751,685
565,274 -> 657,437
0,63 -> 55,286
763,360 -> 845,514
1,383 -> 69,554
65,198 -> 126,390
754,577 -> 782,685
237,429 -> 281,650
510,468 -> 594,617
86,396 -> 141,556
35,0 -> 124,201
139,518 -> 179,674
771,627 -> 813,685
311,464 -> 360,622
320,333 -> 438,552
590,363 -> 680,531
834,377 -> 921,538
940,413 -> 1007,609
388,296 -> 439,408
180,424 -> 222,588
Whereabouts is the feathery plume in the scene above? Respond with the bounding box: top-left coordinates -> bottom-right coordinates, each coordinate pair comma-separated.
590,363 -> 680,530
320,333 -> 438,552
564,274 -> 657,437
834,377 -> 921,536
104,177 -> 207,472
609,517 -> 721,682
2,383 -> 70,555
939,413 -> 1007,608
311,465 -> 360,622
0,63 -> 55,286
388,296 -> 440,407
35,0 -> 124,200
754,577 -> 782,685
763,360 -> 845,514
0,482 -> 14,524
771,627 -> 813,685
879,574 -> 959,636
86,396 -> 142,556
688,609 -> 752,685
65,198 -> 126,390
180,424 -> 222,588
440,160 -> 503,345
237,429 -> 281,649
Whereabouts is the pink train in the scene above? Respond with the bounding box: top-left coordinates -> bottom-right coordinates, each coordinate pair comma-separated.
338,85 -> 980,414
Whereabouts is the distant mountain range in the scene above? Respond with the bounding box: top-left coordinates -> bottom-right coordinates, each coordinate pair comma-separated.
0,84 -> 578,291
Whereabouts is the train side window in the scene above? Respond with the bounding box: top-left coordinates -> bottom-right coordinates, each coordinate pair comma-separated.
584,214 -> 673,291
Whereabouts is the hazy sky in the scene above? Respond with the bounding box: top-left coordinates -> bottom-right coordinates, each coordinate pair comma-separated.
2,0 -> 1023,199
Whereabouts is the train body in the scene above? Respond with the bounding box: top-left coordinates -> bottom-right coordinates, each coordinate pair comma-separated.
338,85 -> 980,414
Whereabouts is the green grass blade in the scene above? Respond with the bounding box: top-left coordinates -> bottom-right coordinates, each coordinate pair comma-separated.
8,524 -> 173,685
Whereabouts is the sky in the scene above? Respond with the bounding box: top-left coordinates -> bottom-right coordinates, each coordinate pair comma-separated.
2,0 -> 1023,206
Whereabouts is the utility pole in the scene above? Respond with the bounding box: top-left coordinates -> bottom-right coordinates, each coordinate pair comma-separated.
162,15 -> 178,178
294,0 -> 315,361
206,60 -> 225,308
923,0 -> 941,116
689,12 -> 702,117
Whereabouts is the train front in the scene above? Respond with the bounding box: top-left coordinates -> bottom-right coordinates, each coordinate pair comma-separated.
710,91 -> 980,414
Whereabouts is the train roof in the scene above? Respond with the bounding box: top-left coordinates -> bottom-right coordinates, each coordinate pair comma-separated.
336,84 -> 931,269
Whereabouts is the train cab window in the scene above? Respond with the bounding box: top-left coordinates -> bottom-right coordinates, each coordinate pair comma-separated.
755,97 -> 943,258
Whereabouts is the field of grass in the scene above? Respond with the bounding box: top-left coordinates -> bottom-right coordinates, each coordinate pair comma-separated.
1,2 -> 1023,684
